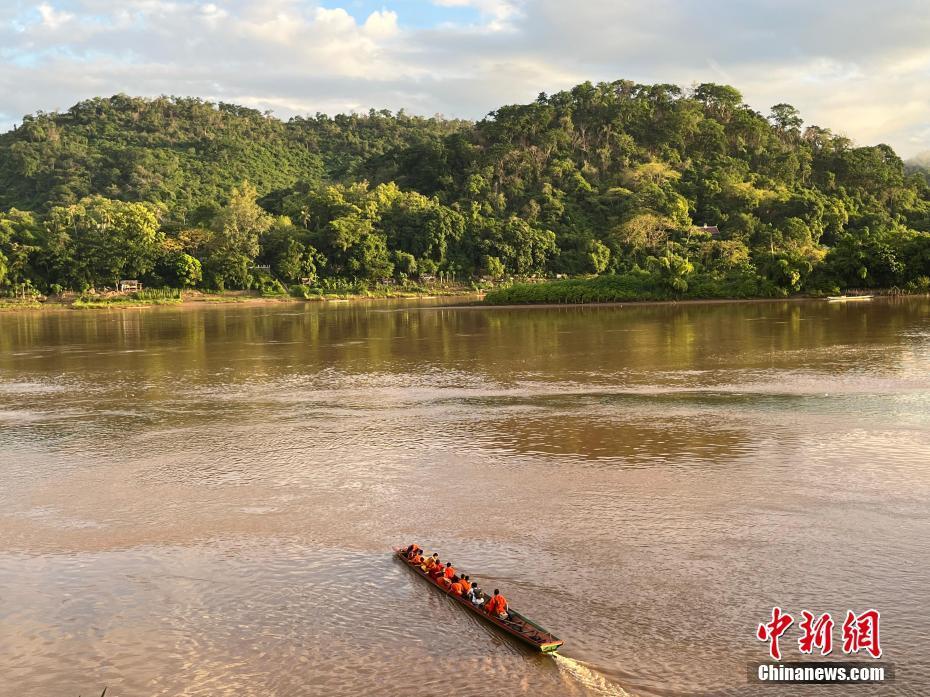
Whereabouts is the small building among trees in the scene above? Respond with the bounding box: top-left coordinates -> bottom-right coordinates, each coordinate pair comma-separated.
693,225 -> 721,238
118,279 -> 142,292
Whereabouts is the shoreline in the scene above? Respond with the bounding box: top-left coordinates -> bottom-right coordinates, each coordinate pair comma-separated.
2,290 -> 920,314
0,288 -> 481,313
428,292 -> 923,311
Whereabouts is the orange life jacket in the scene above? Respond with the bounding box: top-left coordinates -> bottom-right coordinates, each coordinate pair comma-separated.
444,566 -> 455,579
450,582 -> 463,596
460,579 -> 471,593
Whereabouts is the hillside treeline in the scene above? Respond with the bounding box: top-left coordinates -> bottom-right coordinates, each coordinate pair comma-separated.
2,82 -> 930,296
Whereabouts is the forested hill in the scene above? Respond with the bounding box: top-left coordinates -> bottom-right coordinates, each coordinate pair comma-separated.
2,81 -> 930,298
0,95 -> 464,218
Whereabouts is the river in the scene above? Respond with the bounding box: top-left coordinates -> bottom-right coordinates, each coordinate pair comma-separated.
1,297 -> 929,696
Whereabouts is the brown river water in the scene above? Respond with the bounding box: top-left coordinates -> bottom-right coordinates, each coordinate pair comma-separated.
1,297 -> 929,696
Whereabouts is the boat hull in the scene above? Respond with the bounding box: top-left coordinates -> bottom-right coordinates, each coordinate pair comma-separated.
394,548 -> 563,653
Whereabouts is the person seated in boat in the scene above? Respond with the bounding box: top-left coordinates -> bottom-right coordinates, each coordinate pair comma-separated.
424,554 -> 439,573
410,549 -> 424,565
443,562 -> 456,580
449,576 -> 464,596
429,560 -> 445,580
485,589 -> 509,619
460,575 -> 471,594
403,543 -> 420,559
467,585 -> 484,607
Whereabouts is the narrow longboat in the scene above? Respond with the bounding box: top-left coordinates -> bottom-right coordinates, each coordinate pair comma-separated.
393,547 -> 564,653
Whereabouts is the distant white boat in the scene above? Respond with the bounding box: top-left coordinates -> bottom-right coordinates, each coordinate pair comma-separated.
827,295 -> 874,302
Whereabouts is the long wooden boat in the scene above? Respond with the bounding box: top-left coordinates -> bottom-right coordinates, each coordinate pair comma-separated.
394,547 -> 563,653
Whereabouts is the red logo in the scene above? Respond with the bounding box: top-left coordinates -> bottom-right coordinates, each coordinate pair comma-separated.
757,607 -> 794,660
798,611 -> 834,655
758,608 -> 881,660
842,609 -> 882,658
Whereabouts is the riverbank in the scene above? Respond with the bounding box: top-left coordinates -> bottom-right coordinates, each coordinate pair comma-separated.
481,272 -> 921,306
3,280 -> 915,313
482,272 -> 780,305
0,287 -> 479,312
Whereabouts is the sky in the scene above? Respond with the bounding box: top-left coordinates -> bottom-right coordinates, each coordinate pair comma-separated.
1,0 -> 929,157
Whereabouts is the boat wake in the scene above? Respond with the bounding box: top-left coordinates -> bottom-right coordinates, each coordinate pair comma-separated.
551,654 -> 634,697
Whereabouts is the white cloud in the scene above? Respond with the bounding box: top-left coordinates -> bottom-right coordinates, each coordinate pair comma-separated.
433,0 -> 522,30
1,0 -> 928,156
199,3 -> 228,24
363,10 -> 399,39
36,2 -> 75,29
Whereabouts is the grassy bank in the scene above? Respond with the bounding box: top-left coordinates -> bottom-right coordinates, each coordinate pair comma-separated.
0,299 -> 42,311
71,288 -> 183,309
280,277 -> 476,301
483,270 -> 780,305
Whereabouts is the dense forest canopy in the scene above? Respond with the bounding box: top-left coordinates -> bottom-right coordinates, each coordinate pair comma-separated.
2,81 -> 930,297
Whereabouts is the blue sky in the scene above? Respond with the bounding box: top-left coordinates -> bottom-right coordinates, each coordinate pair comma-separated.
1,0 -> 928,157
319,0 -> 480,27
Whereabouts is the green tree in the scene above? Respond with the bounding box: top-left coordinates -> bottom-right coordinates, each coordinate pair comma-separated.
43,196 -> 161,289
0,209 -> 40,287
482,255 -> 505,279
205,182 -> 272,288
586,239 -> 611,274
647,253 -> 694,292
170,253 -> 202,288
769,104 -> 803,133
392,250 -> 417,279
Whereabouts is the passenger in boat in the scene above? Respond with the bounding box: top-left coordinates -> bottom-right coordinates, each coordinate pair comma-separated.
449,577 -> 464,596
485,589 -> 509,619
424,555 -> 439,573
404,544 -> 421,559
467,585 -> 484,607
443,562 -> 456,580
460,575 -> 471,594
410,550 -> 424,565
429,560 -> 445,579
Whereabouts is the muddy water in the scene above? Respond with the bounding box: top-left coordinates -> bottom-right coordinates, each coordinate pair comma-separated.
1,298 -> 929,696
